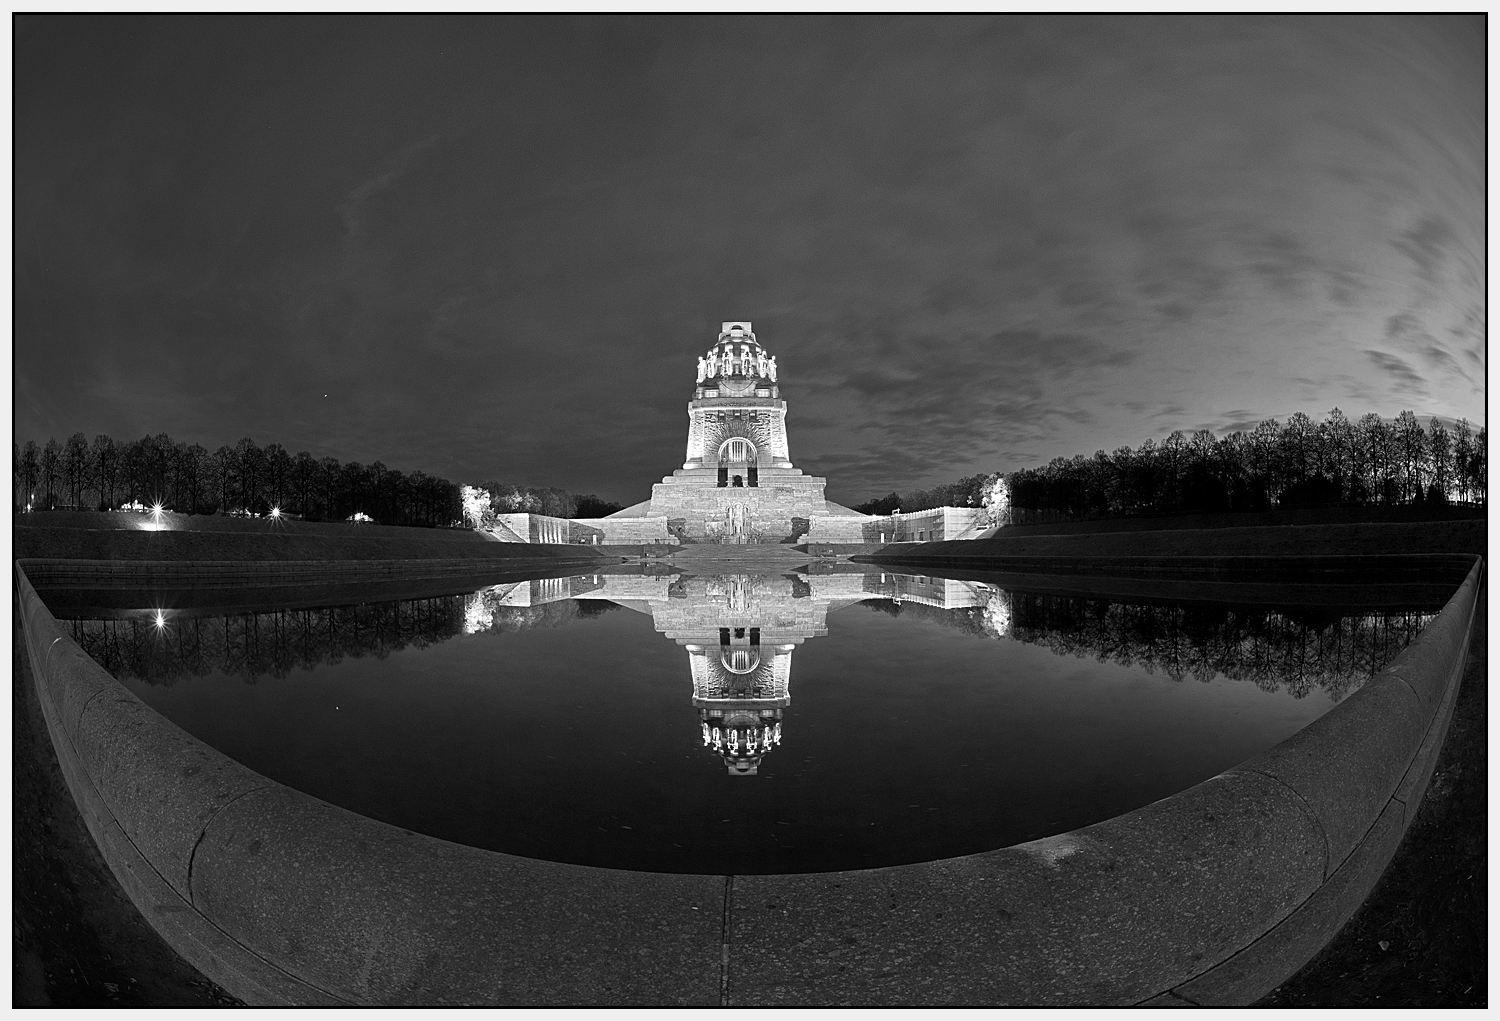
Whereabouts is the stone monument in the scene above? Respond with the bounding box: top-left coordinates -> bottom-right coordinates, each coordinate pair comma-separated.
481,320 -> 990,546
644,322 -> 832,543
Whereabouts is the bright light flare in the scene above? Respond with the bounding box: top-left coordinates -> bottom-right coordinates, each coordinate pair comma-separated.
269,506 -> 282,520
152,609 -> 168,631
137,502 -> 169,531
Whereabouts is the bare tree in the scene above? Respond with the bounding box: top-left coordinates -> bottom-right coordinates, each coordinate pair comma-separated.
1427,418 -> 1453,502
91,434 -> 118,509
213,445 -> 237,512
63,432 -> 89,508
19,440 -> 40,510
182,444 -> 208,513
320,457 -> 342,520
235,438 -> 266,513
1451,420 -> 1474,503
40,438 -> 61,509
292,451 -> 316,517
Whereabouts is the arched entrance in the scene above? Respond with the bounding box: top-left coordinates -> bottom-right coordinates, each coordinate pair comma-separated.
717,437 -> 758,488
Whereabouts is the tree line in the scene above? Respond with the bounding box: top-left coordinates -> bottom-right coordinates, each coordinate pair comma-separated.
852,474 -> 996,516
870,591 -> 1436,702
15,432 -> 465,527
1007,410 -> 1483,524
465,480 -> 625,520
853,410 -> 1485,524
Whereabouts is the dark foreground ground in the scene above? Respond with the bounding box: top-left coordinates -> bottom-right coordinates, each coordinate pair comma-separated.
11,514 -> 1487,1006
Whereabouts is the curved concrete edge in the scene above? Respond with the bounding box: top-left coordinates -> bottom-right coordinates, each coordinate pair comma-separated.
14,555 -> 1483,1005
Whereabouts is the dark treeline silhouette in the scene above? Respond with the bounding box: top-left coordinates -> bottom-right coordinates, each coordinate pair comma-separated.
1005,594 -> 1436,701
65,591 -> 619,688
467,480 -> 625,519
851,410 -> 1485,524
869,593 -> 1436,702
853,474 -> 995,516
69,597 -> 467,687
1007,410 -> 1484,525
14,432 -> 465,527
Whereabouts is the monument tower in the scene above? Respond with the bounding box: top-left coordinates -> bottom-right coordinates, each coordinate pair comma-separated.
646,322 -> 831,543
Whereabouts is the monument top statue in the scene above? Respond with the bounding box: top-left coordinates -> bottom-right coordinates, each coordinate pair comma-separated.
700,322 -> 775,384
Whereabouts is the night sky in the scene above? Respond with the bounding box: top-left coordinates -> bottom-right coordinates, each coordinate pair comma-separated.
14,15 -> 1486,507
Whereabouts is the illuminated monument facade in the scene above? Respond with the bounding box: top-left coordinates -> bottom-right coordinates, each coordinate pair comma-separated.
481,320 -> 989,545
642,322 -> 838,543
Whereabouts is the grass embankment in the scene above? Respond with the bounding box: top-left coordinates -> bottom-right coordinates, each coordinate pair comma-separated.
14,510 -> 609,563
901,519 -> 1486,559
1000,504 -> 1483,537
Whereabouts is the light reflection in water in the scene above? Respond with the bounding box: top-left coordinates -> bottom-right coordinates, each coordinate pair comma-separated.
64,569 -> 1435,777
49,568 -> 1449,872
458,570 -> 1004,774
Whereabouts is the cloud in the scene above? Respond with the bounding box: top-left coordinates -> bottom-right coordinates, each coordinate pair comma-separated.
796,327 -> 1138,492
1322,269 -> 1370,308
337,135 -> 441,238
1363,350 -> 1427,395
1246,232 -> 1318,297
1420,345 -> 1459,371
1391,215 -> 1455,284
1385,312 -> 1419,340
1191,409 -> 1270,435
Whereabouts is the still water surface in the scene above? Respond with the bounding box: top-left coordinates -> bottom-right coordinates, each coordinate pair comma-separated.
54,566 -> 1439,874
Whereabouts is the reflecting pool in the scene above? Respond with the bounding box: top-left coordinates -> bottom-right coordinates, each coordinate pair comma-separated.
48,565 -> 1442,874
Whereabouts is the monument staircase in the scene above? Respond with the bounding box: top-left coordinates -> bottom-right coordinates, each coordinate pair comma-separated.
659,541 -> 811,566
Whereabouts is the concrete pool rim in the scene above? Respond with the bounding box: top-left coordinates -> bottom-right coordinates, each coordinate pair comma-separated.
14,554 -> 1483,1005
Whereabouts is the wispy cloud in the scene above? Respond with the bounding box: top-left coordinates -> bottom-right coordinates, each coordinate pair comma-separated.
337,135 -> 441,238
1364,350 -> 1428,395
1391,215 -> 1455,284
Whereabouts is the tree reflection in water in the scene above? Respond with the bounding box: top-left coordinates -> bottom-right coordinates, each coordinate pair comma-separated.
65,576 -> 1434,707
64,596 -> 618,688
868,595 -> 1436,701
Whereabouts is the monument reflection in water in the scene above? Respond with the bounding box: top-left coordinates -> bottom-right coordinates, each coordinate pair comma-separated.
460,568 -> 1003,775
59,567 -> 1446,872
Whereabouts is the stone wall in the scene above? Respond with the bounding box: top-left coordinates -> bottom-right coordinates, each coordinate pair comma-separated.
493,513 -> 671,545
649,479 -> 829,542
805,515 -> 886,543
805,507 -> 986,544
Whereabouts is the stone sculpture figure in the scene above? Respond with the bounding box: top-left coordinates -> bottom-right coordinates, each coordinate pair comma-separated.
697,356 -> 707,383
766,355 -> 777,382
